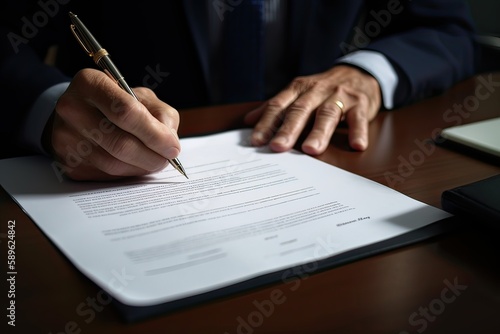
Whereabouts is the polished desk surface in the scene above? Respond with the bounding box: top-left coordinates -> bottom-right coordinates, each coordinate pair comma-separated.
2,73 -> 500,333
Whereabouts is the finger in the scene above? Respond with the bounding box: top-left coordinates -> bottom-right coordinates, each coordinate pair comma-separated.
268,88 -> 331,152
72,69 -> 180,160
56,90 -> 169,173
249,90 -> 299,147
249,75 -> 322,147
134,87 -> 180,131
133,87 -> 182,158
99,90 -> 180,160
345,105 -> 370,151
301,97 -> 347,155
52,119 -> 159,180
345,85 -> 380,151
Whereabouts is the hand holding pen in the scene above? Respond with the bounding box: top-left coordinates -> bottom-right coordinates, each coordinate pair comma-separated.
45,12 -> 187,181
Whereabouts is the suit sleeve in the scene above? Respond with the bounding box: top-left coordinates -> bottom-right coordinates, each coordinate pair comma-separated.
0,1 -> 71,156
363,0 -> 479,107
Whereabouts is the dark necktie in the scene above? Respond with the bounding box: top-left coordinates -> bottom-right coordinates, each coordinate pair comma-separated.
221,0 -> 265,103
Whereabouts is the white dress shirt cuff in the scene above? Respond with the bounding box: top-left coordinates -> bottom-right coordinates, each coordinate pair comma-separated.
20,82 -> 70,155
336,50 -> 398,110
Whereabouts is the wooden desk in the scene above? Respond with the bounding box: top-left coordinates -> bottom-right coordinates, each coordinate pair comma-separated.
2,73 -> 500,333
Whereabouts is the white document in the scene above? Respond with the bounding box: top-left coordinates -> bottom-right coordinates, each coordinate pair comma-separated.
0,129 -> 451,306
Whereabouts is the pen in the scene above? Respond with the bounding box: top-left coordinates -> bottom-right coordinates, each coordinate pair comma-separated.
68,12 -> 188,179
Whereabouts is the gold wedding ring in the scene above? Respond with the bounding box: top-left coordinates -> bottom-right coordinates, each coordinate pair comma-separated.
334,100 -> 345,114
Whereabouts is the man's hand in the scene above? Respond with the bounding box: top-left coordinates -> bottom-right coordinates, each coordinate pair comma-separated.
48,68 -> 181,181
244,65 -> 382,154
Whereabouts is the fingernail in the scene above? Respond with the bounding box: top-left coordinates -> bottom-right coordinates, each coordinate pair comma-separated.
352,138 -> 367,151
165,146 -> 180,159
272,136 -> 288,147
306,139 -> 320,150
252,132 -> 266,145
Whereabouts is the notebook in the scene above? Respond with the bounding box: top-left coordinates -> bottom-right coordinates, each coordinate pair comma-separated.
439,117 -> 500,158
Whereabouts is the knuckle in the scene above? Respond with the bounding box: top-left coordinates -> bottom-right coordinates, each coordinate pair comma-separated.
288,100 -> 311,114
75,68 -> 108,92
162,106 -> 180,126
134,86 -> 156,99
319,105 -> 341,118
71,68 -> 91,85
332,84 -> 345,96
290,76 -> 311,89
266,98 -> 287,112
100,159 -> 127,176
109,98 -> 141,123
262,99 -> 288,125
107,133 -> 135,160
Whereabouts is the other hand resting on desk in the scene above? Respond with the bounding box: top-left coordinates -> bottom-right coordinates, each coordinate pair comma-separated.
245,65 -> 381,154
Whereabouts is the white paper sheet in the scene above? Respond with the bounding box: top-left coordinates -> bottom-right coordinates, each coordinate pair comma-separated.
0,129 -> 451,306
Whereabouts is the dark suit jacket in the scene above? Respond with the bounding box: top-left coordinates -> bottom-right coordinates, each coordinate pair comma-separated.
0,0 -> 478,156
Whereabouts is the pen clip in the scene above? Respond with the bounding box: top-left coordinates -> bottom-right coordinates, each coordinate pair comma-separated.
70,23 -> 109,65
70,24 -> 92,58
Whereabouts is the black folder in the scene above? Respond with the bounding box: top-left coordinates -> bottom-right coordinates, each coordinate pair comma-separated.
111,218 -> 454,323
441,174 -> 500,224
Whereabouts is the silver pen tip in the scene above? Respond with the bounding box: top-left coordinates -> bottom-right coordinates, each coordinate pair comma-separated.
171,160 -> 188,179
180,168 -> 189,179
